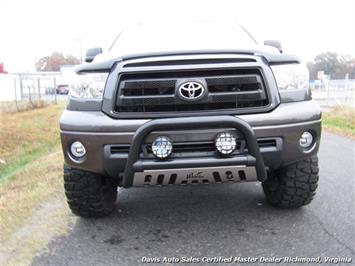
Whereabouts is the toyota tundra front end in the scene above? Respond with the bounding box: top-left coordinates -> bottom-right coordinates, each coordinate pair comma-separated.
60,22 -> 321,217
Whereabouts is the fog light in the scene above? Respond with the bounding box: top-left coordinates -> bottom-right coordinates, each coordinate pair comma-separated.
299,131 -> 313,148
151,136 -> 173,159
70,141 -> 86,158
215,132 -> 237,155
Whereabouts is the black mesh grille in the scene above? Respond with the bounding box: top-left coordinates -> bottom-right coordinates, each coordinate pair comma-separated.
120,80 -> 175,96
115,68 -> 268,116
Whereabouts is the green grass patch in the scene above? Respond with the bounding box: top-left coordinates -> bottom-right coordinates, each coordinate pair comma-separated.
0,142 -> 60,184
322,107 -> 355,137
0,102 -> 67,244
0,150 -> 64,242
0,102 -> 65,182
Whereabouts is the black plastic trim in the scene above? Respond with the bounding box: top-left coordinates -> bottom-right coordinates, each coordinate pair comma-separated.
67,97 -> 103,111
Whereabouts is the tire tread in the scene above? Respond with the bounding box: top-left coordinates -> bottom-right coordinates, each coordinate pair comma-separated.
64,166 -> 117,217
262,156 -> 319,208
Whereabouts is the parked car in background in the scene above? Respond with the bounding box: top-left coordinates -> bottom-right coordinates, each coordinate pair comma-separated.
56,85 -> 69,94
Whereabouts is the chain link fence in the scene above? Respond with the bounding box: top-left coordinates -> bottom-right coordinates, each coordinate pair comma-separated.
17,72 -> 69,103
0,72 -> 70,112
311,79 -> 355,108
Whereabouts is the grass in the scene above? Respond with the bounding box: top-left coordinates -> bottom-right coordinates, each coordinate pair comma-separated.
0,102 -> 75,266
0,102 -> 66,242
0,102 -> 65,182
0,150 -> 75,266
322,106 -> 355,138
0,100 -> 49,114
0,151 -> 64,242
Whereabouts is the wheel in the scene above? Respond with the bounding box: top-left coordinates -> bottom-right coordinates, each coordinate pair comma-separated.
64,166 -> 117,217
262,155 -> 319,208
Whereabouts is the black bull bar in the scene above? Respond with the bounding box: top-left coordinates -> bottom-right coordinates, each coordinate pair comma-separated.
122,116 -> 267,188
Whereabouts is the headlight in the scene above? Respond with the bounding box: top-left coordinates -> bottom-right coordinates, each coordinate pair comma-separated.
271,64 -> 309,90
70,73 -> 109,98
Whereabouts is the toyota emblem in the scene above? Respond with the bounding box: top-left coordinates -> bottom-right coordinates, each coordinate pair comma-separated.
178,81 -> 205,101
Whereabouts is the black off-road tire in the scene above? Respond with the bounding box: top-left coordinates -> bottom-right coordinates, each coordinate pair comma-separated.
64,166 -> 117,217
262,156 -> 319,208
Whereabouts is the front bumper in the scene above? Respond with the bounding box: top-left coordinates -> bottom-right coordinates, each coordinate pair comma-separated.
60,101 -> 321,186
122,115 -> 267,188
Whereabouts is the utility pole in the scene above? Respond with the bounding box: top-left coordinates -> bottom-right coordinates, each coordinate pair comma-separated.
53,76 -> 57,104
19,73 -> 24,100
14,76 -> 19,111
37,77 -> 41,100
80,39 -> 83,64
76,38 -> 83,64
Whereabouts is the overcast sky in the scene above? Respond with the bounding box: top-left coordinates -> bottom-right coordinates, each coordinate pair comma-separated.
0,0 -> 354,72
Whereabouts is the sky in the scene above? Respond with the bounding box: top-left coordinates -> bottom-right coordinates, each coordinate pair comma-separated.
0,0 -> 354,72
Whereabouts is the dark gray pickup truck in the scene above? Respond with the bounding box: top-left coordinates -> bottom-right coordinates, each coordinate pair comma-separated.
60,22 -> 321,217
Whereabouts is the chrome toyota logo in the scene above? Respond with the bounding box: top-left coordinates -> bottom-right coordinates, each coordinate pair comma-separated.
178,81 -> 205,101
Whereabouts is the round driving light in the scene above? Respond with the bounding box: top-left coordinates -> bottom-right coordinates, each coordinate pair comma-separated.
151,136 -> 173,159
215,132 -> 237,155
70,141 -> 86,158
299,131 -> 313,148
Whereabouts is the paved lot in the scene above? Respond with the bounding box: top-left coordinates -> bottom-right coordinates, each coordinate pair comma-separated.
33,132 -> 354,265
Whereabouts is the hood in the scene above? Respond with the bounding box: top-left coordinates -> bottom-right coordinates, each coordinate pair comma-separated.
76,48 -> 300,74
76,22 -> 300,73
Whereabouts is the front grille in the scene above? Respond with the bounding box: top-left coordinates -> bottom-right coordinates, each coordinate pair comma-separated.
115,68 -> 268,116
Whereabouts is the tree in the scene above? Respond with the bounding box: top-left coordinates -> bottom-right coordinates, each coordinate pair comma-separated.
307,52 -> 355,80
35,52 -> 80,71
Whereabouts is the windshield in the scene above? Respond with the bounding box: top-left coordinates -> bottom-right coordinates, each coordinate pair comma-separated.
110,22 -> 257,56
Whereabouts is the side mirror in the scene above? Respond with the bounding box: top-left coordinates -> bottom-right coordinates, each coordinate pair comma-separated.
264,40 -> 283,53
85,47 -> 103,63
